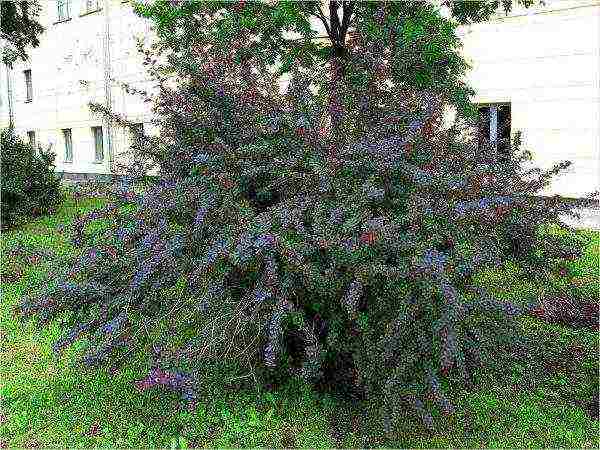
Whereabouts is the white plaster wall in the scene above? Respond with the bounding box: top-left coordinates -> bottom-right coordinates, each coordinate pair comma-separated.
0,64 -> 9,127
1,0 -> 157,175
458,1 -> 600,198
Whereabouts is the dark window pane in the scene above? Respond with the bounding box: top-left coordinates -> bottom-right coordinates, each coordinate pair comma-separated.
497,104 -> 511,140
130,123 -> 144,147
27,131 -> 36,151
497,104 -> 511,155
476,103 -> 511,155
93,127 -> 104,161
63,129 -> 73,162
24,70 -> 32,101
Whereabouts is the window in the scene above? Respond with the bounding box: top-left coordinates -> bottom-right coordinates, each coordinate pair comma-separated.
27,131 -> 36,151
24,70 -> 32,102
130,122 -> 144,146
82,0 -> 101,14
92,126 -> 104,162
477,103 -> 511,154
57,0 -> 70,21
63,129 -> 73,162
132,122 -> 144,134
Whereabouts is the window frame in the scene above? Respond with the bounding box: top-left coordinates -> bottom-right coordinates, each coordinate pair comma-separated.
81,0 -> 102,16
132,122 -> 144,134
27,130 -> 36,152
92,126 -> 104,163
57,0 -> 71,22
24,69 -> 32,102
476,102 -> 511,154
63,128 -> 73,163
129,122 -> 144,146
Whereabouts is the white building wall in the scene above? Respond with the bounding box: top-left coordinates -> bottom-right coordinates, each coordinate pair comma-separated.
0,66 -> 9,127
1,0 -> 157,177
458,0 -> 600,198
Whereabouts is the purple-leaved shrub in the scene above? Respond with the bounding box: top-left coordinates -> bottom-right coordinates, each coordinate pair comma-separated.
19,0 -> 597,432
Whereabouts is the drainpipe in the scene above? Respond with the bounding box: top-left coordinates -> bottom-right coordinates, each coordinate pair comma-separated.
6,64 -> 14,129
103,0 -> 114,173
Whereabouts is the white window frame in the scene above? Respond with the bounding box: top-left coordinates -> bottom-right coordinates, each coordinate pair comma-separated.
489,105 -> 498,143
476,102 -> 511,151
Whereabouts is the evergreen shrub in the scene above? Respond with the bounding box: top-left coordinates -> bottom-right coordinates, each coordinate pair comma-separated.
1,128 -> 62,229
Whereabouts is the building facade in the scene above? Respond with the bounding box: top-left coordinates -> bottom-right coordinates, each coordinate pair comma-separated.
0,0 -> 157,179
458,0 -> 600,198
1,0 -> 598,197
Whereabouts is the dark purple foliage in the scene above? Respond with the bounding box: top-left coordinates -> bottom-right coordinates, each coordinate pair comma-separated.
19,0 -> 598,434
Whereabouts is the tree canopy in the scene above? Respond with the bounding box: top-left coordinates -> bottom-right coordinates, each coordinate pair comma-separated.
442,0 -> 539,24
1,0 -> 45,66
132,0 -> 542,122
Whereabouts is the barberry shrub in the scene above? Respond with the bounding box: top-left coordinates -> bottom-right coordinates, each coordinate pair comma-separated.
1,128 -> 62,229
19,1 -> 596,431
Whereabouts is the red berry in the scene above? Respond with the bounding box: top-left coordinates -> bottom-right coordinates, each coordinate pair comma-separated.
219,176 -> 235,189
422,120 -> 434,138
482,173 -> 496,185
531,307 -> 545,318
317,239 -> 329,248
360,231 -> 376,245
88,423 -> 100,437
495,205 -> 510,218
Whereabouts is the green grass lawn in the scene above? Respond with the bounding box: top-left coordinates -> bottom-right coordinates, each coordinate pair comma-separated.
1,197 -> 598,448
